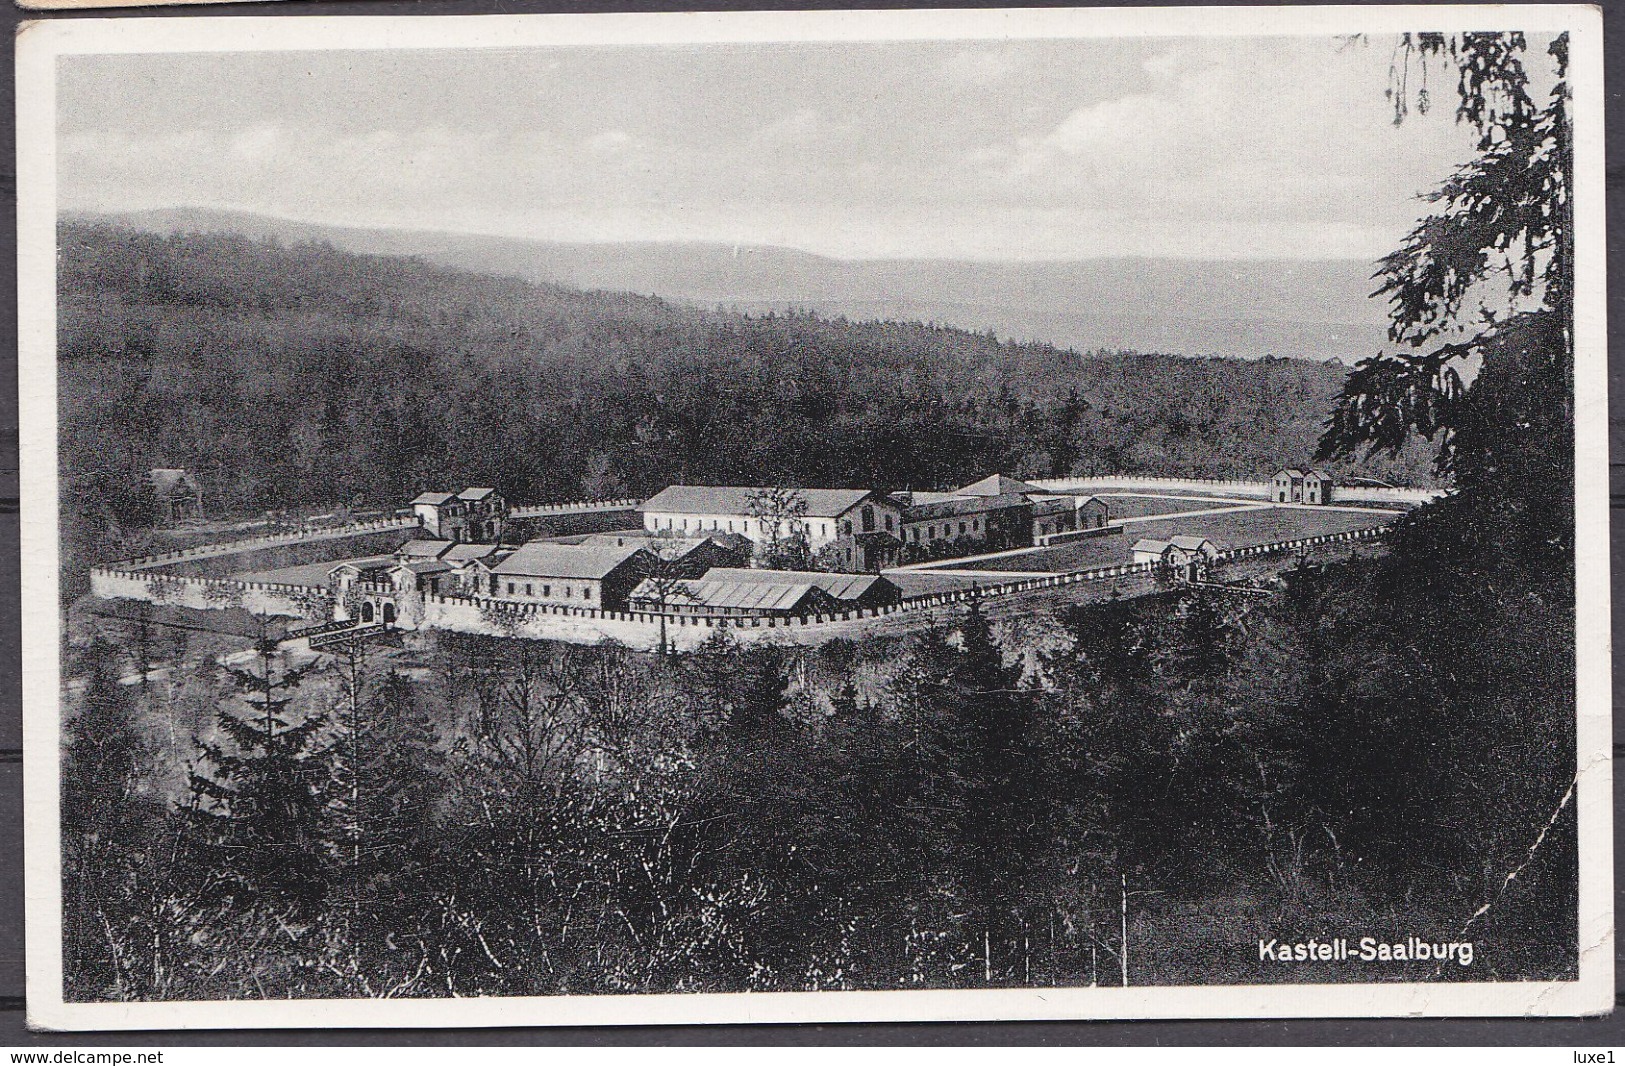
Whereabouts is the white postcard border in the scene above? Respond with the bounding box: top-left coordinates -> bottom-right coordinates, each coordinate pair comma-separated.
17,4 -> 1612,1030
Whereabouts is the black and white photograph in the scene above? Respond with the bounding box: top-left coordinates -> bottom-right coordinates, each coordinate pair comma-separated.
16,5 -> 1611,1029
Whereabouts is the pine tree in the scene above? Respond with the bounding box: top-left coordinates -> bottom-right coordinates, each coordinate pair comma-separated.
330,655 -> 445,916
185,627 -> 335,910
1309,32 -> 1579,970
934,601 -> 1045,982
61,638 -> 156,999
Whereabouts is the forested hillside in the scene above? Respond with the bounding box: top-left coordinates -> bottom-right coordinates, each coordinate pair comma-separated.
97,206 -> 1392,363
57,222 -> 1429,557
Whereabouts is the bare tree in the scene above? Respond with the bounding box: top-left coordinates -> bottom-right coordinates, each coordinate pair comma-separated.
637,531 -> 706,656
746,487 -> 812,571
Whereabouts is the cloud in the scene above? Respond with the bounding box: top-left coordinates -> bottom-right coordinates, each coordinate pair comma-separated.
228,125 -> 283,163
585,129 -> 632,153
942,47 -> 1021,86
983,38 -> 1479,241
750,108 -> 827,150
55,37 -> 1491,261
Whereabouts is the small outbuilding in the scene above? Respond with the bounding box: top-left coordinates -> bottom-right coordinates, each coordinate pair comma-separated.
1132,538 -> 1174,566
1133,535 -> 1224,571
1272,468 -> 1335,505
411,487 -> 511,542
149,468 -> 204,524
1164,535 -> 1224,567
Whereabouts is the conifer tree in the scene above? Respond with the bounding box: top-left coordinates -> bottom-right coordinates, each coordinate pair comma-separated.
330,655 -> 445,916
185,626 -> 334,910
928,601 -> 1045,982
61,638 -> 155,998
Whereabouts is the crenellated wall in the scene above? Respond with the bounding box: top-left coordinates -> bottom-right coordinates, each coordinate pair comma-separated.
88,567 -> 332,619
85,494 -> 1394,645
1031,476 -> 1443,507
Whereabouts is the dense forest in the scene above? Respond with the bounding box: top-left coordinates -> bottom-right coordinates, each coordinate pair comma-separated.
57,221 -> 1430,574
60,567 -> 1576,999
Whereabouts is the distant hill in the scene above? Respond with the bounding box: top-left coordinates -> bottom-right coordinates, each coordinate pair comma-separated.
80,207 -> 1390,363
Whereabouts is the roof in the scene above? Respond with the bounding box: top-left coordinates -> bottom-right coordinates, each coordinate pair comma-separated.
440,542 -> 507,564
398,539 -> 454,559
328,555 -> 397,577
582,532 -> 710,555
1274,469 -> 1305,480
956,474 -> 1043,497
411,491 -> 457,506
700,568 -> 895,601
1032,493 -> 1105,513
458,487 -> 498,501
1168,535 -> 1223,551
1132,538 -> 1172,554
149,468 -> 198,495
394,559 -> 453,576
491,542 -> 648,580
456,549 -> 514,571
1304,469 -> 1334,482
905,491 -> 1030,520
640,485 -> 877,518
900,491 -> 961,506
629,578 -> 826,612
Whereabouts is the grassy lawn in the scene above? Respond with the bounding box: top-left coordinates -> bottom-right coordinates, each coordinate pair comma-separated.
888,571 -> 1018,597
964,536 -> 1136,574
954,507 -> 1393,575
234,555 -> 395,588
1099,494 -> 1251,518
1122,507 -> 1394,551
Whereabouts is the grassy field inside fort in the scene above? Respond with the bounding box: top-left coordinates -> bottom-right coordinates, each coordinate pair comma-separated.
1094,493 -> 1256,518
956,505 -> 1398,576
234,555 -> 395,587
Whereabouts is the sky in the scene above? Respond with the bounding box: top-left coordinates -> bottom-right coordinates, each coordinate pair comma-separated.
56,35 -> 1492,262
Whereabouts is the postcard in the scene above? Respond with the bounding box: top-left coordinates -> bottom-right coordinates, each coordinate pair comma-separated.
17,5 -> 1611,1029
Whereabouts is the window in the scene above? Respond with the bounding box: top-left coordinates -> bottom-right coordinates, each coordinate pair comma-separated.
525,583 -> 532,596
842,520 -> 852,536
884,514 -> 894,531
728,521 -> 734,532
959,522 -> 967,536
506,582 -> 515,594
862,505 -> 875,532
565,587 -> 572,598
583,586 -> 593,600
973,518 -> 981,532
489,576 -> 497,594
543,584 -> 551,597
